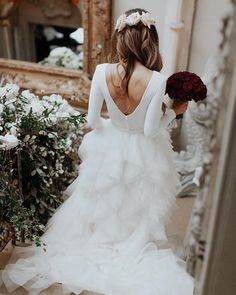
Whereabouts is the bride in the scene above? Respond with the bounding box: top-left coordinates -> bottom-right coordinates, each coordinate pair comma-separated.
1,8 -> 194,295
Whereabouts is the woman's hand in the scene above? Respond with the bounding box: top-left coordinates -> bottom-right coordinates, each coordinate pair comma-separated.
172,101 -> 188,115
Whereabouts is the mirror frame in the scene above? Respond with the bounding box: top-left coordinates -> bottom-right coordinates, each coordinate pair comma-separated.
0,58 -> 91,112
82,0 -> 112,77
0,0 -> 113,111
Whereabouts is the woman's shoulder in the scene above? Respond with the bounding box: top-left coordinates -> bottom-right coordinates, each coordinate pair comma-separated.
93,63 -> 111,78
96,62 -> 107,67
93,63 -> 118,80
94,63 -> 107,71
95,62 -> 110,69
153,70 -> 167,80
92,63 -> 108,81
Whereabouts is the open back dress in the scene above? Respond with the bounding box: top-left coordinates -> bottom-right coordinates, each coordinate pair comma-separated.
1,63 -> 194,295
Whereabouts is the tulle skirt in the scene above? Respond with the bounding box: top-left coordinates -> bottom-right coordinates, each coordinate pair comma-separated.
1,118 -> 194,294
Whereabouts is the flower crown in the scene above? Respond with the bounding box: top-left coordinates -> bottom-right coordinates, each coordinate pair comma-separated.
115,11 -> 156,32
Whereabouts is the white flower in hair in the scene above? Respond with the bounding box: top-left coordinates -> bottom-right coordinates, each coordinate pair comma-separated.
126,12 -> 141,26
141,11 -> 156,28
115,11 -> 156,32
116,13 -> 127,32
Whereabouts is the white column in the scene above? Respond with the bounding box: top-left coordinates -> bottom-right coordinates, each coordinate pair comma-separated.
161,0 -> 184,76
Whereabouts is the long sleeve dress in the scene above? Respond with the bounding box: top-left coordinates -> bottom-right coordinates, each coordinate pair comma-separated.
1,63 -> 194,295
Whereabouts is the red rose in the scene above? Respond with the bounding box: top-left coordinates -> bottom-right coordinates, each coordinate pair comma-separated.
195,86 -> 203,93
176,90 -> 186,100
165,71 -> 207,103
183,73 -> 192,81
183,82 -> 193,92
174,81 -> 182,89
192,77 -> 199,83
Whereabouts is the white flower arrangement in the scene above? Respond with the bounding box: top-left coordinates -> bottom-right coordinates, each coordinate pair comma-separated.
40,47 -> 83,70
115,11 -> 156,32
0,83 -> 86,246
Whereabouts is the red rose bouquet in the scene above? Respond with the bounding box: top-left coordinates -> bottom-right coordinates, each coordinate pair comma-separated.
165,71 -> 207,119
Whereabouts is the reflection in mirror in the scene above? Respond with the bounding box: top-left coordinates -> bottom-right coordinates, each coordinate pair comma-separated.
0,0 -> 112,76
0,0 -> 84,70
36,25 -> 84,70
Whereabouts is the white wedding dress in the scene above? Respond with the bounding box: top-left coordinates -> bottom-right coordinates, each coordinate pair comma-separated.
1,63 -> 194,295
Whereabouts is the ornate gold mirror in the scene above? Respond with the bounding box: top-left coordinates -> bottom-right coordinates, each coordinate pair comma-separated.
0,0 -> 112,111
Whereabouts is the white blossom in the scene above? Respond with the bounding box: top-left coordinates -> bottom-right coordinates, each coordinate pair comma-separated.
42,150 -> 47,157
126,12 -> 142,26
0,86 -> 7,98
0,104 -> 4,114
115,11 -> 156,32
5,99 -> 16,111
29,100 -> 44,114
43,94 -> 79,118
116,14 -> 128,32
31,170 -> 37,176
141,12 -> 156,28
23,135 -> 31,142
21,90 -> 37,102
0,133 -> 19,149
40,47 -> 82,70
9,125 -> 17,135
65,138 -> 72,149
5,84 -> 19,100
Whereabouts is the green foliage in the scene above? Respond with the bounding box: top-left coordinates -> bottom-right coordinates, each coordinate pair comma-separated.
0,84 -> 86,247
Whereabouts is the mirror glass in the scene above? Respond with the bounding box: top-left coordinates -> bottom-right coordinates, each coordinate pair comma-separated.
0,0 -> 83,70
34,25 -> 83,70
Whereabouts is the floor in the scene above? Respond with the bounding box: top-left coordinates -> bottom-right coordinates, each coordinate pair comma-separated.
0,196 -> 195,295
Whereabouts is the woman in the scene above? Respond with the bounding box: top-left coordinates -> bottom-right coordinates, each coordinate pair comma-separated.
1,8 -> 194,295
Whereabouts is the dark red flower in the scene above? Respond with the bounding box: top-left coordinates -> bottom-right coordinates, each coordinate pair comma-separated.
165,71 -> 207,103
183,82 -> 193,92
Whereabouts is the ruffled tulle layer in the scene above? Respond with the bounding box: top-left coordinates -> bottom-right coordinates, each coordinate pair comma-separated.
1,119 -> 194,295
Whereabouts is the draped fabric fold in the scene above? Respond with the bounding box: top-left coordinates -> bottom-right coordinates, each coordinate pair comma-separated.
1,119 -> 194,295
1,63 -> 193,295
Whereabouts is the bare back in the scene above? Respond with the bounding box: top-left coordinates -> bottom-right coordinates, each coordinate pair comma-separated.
105,62 -> 154,116
87,63 -> 176,135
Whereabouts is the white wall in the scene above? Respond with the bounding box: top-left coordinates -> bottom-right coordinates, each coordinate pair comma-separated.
112,0 -> 230,76
113,0 -> 229,75
188,0 -> 229,75
112,0 -> 166,51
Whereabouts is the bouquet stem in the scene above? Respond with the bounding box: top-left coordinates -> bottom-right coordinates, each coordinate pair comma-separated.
176,114 -> 183,119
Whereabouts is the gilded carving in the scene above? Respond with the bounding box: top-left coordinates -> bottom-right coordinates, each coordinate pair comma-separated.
81,0 -> 112,77
0,58 -> 91,112
40,0 -> 73,18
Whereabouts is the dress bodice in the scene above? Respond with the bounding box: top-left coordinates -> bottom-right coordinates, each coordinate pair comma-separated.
87,63 -> 176,137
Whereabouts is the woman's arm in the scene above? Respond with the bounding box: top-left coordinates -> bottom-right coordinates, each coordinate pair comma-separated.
144,78 -> 176,138
87,65 -> 104,129
159,107 -> 176,129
